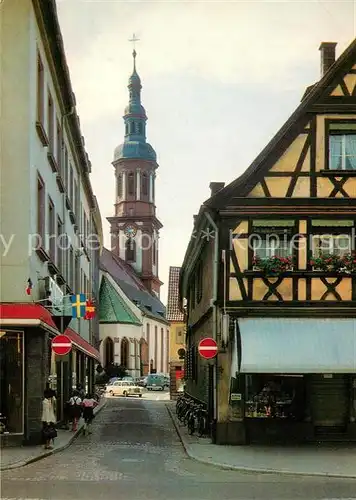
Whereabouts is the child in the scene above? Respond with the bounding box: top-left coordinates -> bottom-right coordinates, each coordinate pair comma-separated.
69,390 -> 82,432
82,393 -> 98,435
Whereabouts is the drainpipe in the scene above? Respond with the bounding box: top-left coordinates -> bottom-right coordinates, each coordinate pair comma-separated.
204,208 -> 219,437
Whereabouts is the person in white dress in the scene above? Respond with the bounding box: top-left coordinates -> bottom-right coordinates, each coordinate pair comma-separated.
41,389 -> 57,449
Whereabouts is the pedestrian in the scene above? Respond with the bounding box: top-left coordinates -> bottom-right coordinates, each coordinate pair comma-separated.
82,393 -> 98,435
69,390 -> 82,431
41,389 -> 57,449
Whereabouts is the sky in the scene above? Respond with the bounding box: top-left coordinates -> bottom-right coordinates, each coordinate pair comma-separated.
56,0 -> 356,305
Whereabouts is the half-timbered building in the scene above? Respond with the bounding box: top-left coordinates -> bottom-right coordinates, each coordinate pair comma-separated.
180,41 -> 356,445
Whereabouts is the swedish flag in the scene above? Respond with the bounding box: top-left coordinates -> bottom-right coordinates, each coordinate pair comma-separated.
70,294 -> 87,318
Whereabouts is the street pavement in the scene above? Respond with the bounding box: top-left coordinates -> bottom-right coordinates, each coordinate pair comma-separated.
2,392 -> 356,500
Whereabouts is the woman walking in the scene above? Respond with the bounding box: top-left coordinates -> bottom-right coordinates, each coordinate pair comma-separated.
41,389 -> 57,449
69,390 -> 82,432
82,393 -> 98,436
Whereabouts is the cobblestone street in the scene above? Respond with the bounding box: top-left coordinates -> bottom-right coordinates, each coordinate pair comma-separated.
2,397 -> 356,500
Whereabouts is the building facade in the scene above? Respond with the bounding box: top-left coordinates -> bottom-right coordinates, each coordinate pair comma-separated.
0,0 -> 102,445
99,48 -> 169,375
180,41 -> 356,445
99,249 -> 170,377
166,266 -> 185,397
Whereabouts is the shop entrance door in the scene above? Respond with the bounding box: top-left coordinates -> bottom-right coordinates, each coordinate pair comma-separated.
310,374 -> 349,428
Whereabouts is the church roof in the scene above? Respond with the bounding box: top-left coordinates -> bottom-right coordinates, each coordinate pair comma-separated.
100,248 -> 169,325
166,266 -> 184,322
99,275 -> 142,325
114,141 -> 156,162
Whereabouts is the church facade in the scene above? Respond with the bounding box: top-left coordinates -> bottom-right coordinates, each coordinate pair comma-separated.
99,48 -> 169,376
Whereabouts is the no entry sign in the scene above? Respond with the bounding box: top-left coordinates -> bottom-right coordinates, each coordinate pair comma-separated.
52,334 -> 72,356
198,337 -> 218,359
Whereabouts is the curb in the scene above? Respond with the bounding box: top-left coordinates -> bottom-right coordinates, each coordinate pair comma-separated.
1,400 -> 107,471
166,405 -> 356,480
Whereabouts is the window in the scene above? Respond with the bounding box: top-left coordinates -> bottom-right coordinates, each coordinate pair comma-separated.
47,92 -> 54,153
130,122 -> 135,134
253,236 -> 292,260
125,124 -> 129,135
69,246 -> 74,290
125,238 -> 136,262
36,53 -> 44,124
142,173 -> 148,196
57,217 -> 63,271
154,326 -> 158,370
176,328 -> 185,345
75,255 -> 80,293
48,197 -> 55,261
153,239 -> 156,265
312,234 -> 352,257
56,118 -> 62,172
161,328 -> 164,372
196,260 -> 203,303
138,123 -> 143,134
64,147 -> 68,190
329,133 -> 356,170
69,164 -> 74,205
117,174 -> 123,197
37,175 -> 45,241
0,331 -> 24,434
128,172 -> 135,196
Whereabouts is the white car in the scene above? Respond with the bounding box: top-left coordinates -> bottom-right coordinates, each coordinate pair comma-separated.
105,380 -> 143,397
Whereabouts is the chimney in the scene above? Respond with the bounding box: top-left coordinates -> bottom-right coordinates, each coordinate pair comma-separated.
319,42 -> 337,77
209,182 -> 225,197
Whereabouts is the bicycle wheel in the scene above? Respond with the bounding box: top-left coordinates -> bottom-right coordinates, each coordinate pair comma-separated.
187,415 -> 195,435
198,415 -> 206,437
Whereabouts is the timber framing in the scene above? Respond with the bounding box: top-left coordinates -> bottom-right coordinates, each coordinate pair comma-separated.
180,38 -> 356,320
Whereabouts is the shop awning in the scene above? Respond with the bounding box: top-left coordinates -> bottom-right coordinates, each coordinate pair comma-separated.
238,318 -> 356,374
0,303 -> 101,362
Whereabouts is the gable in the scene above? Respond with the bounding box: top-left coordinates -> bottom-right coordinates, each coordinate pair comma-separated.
205,39 -> 356,208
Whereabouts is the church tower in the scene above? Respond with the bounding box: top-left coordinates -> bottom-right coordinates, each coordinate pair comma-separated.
108,45 -> 163,297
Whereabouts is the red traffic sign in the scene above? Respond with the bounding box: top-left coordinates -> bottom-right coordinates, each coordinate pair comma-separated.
198,337 -> 218,359
52,334 -> 72,356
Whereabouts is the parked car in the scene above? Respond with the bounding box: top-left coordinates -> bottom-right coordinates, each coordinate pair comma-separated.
105,380 -> 143,397
137,376 -> 147,387
146,374 -> 166,391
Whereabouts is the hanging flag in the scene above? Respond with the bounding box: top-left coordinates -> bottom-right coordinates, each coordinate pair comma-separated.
84,299 -> 96,320
26,278 -> 33,295
70,294 -> 87,318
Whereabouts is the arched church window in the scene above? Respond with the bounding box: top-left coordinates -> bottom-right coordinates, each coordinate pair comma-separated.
142,173 -> 148,196
128,172 -> 135,195
130,121 -> 135,134
117,173 -> 123,197
126,238 -> 136,262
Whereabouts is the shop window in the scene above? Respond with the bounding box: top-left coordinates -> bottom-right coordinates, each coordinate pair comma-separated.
244,375 -> 305,420
0,331 -> 24,434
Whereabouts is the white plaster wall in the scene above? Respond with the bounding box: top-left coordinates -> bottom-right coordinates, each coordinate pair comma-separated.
0,0 -> 96,345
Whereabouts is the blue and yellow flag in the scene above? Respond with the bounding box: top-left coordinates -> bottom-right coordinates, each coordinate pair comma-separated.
70,294 -> 87,318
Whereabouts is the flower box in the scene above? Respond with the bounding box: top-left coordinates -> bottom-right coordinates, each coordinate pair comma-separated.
310,252 -> 356,273
252,255 -> 293,275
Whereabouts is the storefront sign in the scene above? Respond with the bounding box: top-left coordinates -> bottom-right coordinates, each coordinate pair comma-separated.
231,393 -> 242,401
